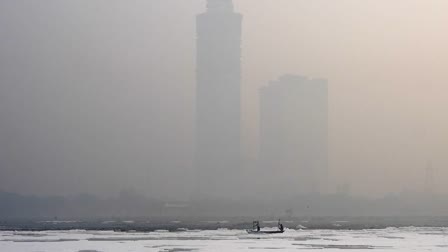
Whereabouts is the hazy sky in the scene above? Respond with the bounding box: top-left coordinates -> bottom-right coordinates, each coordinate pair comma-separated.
1,0 -> 447,199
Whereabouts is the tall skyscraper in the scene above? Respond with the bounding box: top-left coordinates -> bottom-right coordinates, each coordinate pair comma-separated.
259,75 -> 328,198
195,0 -> 242,197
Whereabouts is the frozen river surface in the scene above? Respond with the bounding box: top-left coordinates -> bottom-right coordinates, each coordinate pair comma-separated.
1,227 -> 448,251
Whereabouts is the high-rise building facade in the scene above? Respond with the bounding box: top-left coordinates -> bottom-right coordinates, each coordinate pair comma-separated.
259,75 -> 328,198
195,0 -> 242,197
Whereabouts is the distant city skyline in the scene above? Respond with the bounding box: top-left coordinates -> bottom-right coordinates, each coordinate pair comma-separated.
0,0 -> 447,200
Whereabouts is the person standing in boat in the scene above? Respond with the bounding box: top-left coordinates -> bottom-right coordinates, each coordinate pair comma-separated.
278,222 -> 284,232
255,221 -> 260,232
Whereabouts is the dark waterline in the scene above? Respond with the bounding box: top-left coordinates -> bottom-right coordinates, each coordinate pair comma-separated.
1,216 -> 448,232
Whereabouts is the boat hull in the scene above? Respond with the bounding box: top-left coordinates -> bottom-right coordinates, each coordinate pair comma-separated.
246,230 -> 284,234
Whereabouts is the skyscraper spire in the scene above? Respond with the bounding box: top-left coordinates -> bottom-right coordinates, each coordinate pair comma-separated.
207,0 -> 234,12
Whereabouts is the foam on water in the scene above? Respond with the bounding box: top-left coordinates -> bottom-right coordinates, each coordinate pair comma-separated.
1,227 -> 448,251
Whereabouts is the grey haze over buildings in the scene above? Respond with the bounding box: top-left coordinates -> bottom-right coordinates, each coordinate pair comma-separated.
259,75 -> 328,198
1,0 -> 448,200
195,0 -> 327,199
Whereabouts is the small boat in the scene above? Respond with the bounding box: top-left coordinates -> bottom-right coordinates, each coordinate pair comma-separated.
246,229 -> 284,234
246,220 -> 285,234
